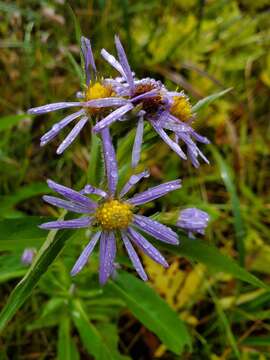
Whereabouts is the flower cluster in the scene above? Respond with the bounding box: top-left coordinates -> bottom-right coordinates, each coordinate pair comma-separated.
29,35 -> 210,284
28,36 -> 209,168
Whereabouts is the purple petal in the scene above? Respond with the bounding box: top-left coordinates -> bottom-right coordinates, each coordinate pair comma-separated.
190,130 -> 210,144
101,48 -> 126,78
71,231 -> 101,276
121,230 -> 148,281
178,132 -> 209,167
161,119 -> 192,133
167,114 -> 210,145
99,231 -> 117,285
81,36 -> 96,85
101,128 -> 118,195
152,109 -> 168,128
21,248 -> 35,265
56,116 -> 88,154
83,97 -> 128,108
151,121 -> 187,160
80,184 -> 108,198
131,116 -> 144,168
167,90 -> 185,97
120,170 -> 150,198
197,147 -> 209,164
76,91 -> 85,99
43,195 -> 91,214
40,109 -> 85,146
128,180 -> 182,206
177,208 -> 209,236
127,227 -> 168,268
93,103 -> 133,133
114,35 -> 134,93
39,216 -> 93,230
47,179 -> 97,209
28,102 -> 81,115
131,89 -> 159,103
133,215 -> 179,245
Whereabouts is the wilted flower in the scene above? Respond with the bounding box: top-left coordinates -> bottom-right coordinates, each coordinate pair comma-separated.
39,128 -> 181,284
177,208 -> 209,238
94,35 -> 210,168
21,248 -> 36,265
27,36 -> 131,154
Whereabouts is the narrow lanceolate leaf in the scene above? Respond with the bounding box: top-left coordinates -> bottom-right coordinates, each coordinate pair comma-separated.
109,272 -> 191,355
58,317 -> 72,360
87,132 -> 103,186
192,88 -> 232,113
0,226 -> 72,333
0,182 -> 52,216
241,336 -> 270,347
96,323 -> 130,360
211,146 -> 246,266
58,315 -> 80,360
70,299 -> 122,360
162,237 -> 268,290
0,114 -> 30,131
0,217 -> 47,251
0,255 -> 26,283
208,286 -> 240,358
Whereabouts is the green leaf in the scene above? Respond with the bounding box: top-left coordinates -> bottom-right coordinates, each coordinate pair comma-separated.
192,88 -> 232,112
70,340 -> 80,360
96,323 -> 130,360
66,51 -> 84,84
42,298 -> 66,318
0,182 -> 51,218
241,336 -> 270,347
208,286 -> 240,358
58,317 -> 74,360
66,4 -> 82,47
109,272 -> 191,355
162,237 -> 268,290
26,298 -> 65,332
0,228 -> 71,333
71,299 -> 121,360
87,133 -> 103,186
26,315 -> 59,331
0,217 -> 47,251
0,254 -> 26,283
0,114 -> 30,131
211,146 -> 246,265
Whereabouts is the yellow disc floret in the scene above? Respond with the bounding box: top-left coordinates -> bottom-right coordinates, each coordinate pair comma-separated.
85,82 -> 115,115
95,200 -> 133,230
170,96 -> 192,122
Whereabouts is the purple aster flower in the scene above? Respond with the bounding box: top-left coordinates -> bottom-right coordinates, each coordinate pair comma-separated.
28,34 -> 209,167
177,208 -> 209,238
39,129 -> 181,284
21,248 -> 36,266
27,36 -> 129,154
96,36 -> 210,168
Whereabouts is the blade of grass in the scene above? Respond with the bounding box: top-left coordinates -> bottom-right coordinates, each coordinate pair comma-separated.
192,88 -> 232,112
208,284 -> 240,358
160,237 -> 268,290
211,146 -> 246,266
0,215 -> 71,332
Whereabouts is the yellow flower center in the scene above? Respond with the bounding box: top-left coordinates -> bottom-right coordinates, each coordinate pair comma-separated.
170,96 -> 192,121
95,200 -> 133,230
85,82 -> 114,115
